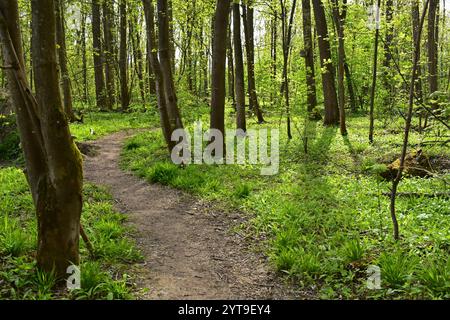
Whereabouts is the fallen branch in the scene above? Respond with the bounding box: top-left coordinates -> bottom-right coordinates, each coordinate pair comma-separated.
382,192 -> 450,198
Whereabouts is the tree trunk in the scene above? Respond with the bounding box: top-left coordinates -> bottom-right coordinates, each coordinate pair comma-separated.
91,0 -> 108,110
119,0 -> 130,111
312,0 -> 339,126
369,0 -> 381,144
55,0 -> 75,121
280,0 -> 296,139
271,11 -> 277,104
130,10 -> 146,104
0,0 -> 83,277
168,0 -> 176,73
210,0 -> 231,148
227,16 -> 236,110
144,5 -> 157,96
301,0 -> 317,113
412,0 -> 423,102
242,1 -> 264,123
428,0 -> 439,95
331,0 -> 347,136
103,1 -> 117,108
81,10 -> 88,103
391,0 -> 430,241
158,0 -> 183,129
143,0 -> 174,151
233,1 -> 246,132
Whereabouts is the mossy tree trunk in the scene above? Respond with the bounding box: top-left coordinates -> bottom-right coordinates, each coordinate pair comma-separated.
0,0 -> 83,277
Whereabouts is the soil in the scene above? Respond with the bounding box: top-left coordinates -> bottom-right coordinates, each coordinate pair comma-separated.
83,129 -> 308,300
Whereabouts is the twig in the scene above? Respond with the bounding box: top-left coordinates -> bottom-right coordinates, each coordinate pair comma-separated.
80,224 -> 95,258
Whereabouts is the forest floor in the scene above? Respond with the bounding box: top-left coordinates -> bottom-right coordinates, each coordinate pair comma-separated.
83,129 -> 305,299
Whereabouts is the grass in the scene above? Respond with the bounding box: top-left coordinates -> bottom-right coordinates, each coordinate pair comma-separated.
0,167 -> 142,300
70,111 -> 158,142
121,107 -> 450,300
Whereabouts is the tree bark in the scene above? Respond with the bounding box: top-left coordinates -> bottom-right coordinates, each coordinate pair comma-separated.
428,0 -> 439,95
0,0 -> 83,277
391,0 -> 430,241
369,0 -> 381,144
412,0 -> 423,102
143,0 -> 174,151
301,0 -> 317,113
55,0 -> 75,121
91,0 -> 108,110
227,15 -> 236,110
211,0 -> 231,142
280,0 -> 296,139
242,1 -> 264,123
158,0 -> 183,129
130,9 -> 146,104
331,0 -> 347,136
119,0 -> 130,111
233,1 -> 246,132
80,10 -> 88,103
312,0 -> 339,126
103,1 -> 117,108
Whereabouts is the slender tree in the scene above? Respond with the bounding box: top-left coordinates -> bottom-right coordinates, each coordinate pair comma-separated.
369,0 -> 381,144
331,0 -> 347,135
391,0 -> 430,241
242,0 -> 264,123
280,0 -> 296,139
412,0 -> 423,102
428,0 -> 439,96
143,0 -> 174,150
312,0 -> 339,126
227,15 -> 236,110
91,0 -> 109,110
211,0 -> 231,143
233,0 -> 246,132
158,0 -> 183,129
301,0 -> 317,113
55,0 -> 75,121
103,0 -> 117,107
119,0 -> 130,111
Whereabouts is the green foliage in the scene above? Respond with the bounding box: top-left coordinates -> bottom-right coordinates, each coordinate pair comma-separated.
233,183 -> 252,199
0,216 -> 31,257
0,114 -> 21,162
378,251 -> 417,288
342,239 -> 365,264
33,268 -> 57,299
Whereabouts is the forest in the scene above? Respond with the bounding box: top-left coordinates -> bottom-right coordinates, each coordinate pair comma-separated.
0,0 -> 449,301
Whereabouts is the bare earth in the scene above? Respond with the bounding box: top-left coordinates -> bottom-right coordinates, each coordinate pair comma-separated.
83,130 -> 306,300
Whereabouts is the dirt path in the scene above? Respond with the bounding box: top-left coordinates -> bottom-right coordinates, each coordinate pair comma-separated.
83,130 -> 304,300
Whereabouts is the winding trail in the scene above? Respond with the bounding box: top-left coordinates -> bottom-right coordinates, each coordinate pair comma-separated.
83,129 -> 304,300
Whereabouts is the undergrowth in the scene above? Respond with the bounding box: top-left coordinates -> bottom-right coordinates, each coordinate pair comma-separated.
121,110 -> 449,300
0,167 -> 142,300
